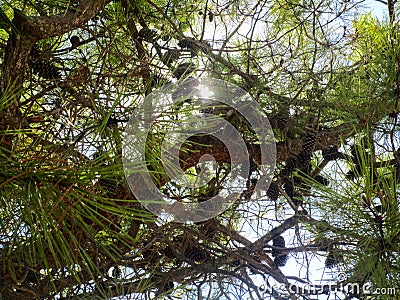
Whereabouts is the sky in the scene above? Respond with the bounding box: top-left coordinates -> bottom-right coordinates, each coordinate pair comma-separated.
364,0 -> 387,20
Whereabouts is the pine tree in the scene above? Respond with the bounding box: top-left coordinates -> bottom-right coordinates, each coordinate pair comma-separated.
0,1 -> 399,299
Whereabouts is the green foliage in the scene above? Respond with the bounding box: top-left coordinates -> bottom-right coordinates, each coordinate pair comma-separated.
304,130 -> 400,294
1,0 -> 400,299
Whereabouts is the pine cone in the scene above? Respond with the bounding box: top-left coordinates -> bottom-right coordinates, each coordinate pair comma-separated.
314,175 -> 330,186
322,146 -> 341,161
184,246 -> 209,262
173,62 -> 195,79
280,156 -> 298,177
70,35 -> 80,49
138,28 -> 157,42
97,178 -> 118,197
29,45 -> 61,80
161,49 -> 180,65
297,151 -> 311,172
266,182 -> 279,201
283,180 -> 294,199
345,169 -> 357,180
325,250 -> 337,268
178,38 -> 210,55
302,132 -> 316,154
178,38 -> 196,49
276,108 -> 289,130
272,236 -> 285,257
208,11 -> 214,22
111,266 -> 121,278
293,175 -> 303,186
31,60 -> 61,80
274,254 -> 288,267
271,236 -> 288,267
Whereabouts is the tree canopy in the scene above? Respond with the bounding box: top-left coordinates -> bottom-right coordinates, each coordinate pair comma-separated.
0,0 -> 399,299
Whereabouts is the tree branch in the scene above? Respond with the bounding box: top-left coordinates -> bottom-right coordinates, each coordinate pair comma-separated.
23,0 -> 112,40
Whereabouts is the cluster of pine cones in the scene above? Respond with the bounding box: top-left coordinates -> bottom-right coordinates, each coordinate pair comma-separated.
266,131 -> 339,206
